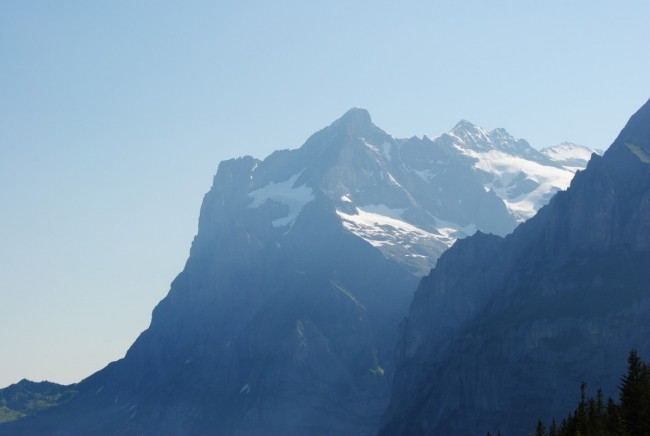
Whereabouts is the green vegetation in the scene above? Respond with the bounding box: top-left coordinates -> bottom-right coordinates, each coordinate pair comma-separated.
626,143 -> 650,163
0,406 -> 25,424
0,380 -> 78,424
532,350 -> 650,436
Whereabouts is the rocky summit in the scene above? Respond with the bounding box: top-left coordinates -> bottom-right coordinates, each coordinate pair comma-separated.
0,108 -> 597,435
380,98 -> 650,435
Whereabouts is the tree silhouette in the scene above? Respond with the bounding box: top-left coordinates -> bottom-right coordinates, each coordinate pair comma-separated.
530,350 -> 650,436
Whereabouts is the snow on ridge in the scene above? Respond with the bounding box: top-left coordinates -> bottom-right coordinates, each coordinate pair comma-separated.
335,205 -> 465,250
340,194 -> 353,203
541,142 -> 595,164
359,204 -> 406,221
336,204 -> 480,274
362,139 -> 394,163
432,216 -> 478,240
386,172 -> 403,188
450,121 -> 492,148
336,205 -> 448,249
363,139 -> 381,156
464,148 -> 575,221
248,171 -> 314,228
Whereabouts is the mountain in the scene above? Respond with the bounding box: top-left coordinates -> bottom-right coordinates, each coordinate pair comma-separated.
0,380 -> 77,424
380,98 -> 650,435
0,109 -> 593,435
541,141 -> 603,169
442,122 -> 600,222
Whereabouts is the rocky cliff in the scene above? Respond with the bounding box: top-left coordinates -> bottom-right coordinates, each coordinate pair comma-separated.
0,108 -> 596,435
381,98 -> 650,435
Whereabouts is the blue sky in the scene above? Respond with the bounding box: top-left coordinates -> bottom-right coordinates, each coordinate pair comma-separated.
1,1 -> 649,387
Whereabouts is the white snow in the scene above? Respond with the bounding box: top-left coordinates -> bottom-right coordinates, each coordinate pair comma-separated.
248,171 -> 314,227
336,205 -> 480,274
432,216 -> 478,239
360,204 -> 406,221
336,206 -> 446,248
541,142 -> 595,164
386,172 -> 403,188
461,148 -> 575,221
363,140 -> 381,156
450,122 -> 491,149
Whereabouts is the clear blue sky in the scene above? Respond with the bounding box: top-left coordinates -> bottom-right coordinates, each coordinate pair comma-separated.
1,1 -> 649,387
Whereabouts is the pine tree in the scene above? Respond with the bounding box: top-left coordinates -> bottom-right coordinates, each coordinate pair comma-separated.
535,419 -> 546,436
605,396 -> 624,436
549,417 -> 558,436
576,381 -> 588,434
619,349 -> 650,435
531,350 -> 650,436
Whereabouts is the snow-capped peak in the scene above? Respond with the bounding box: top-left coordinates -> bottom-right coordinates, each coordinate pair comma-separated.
541,142 -> 600,168
234,110 -> 596,275
447,121 -> 542,160
449,120 -> 492,150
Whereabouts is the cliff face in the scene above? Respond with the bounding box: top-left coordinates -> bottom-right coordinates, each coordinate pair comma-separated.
382,99 -> 650,435
0,108 -> 601,435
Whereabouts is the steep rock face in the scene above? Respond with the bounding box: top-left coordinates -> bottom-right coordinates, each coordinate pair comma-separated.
0,109 -> 597,435
381,98 -> 650,435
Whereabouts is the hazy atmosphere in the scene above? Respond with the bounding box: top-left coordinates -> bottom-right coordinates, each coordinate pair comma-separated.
1,0 -> 649,389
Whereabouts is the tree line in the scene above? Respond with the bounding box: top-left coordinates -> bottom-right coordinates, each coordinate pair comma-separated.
534,350 -> 650,436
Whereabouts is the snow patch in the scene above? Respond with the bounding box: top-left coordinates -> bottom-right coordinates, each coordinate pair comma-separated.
461,148 -> 575,221
337,206 -> 443,248
360,204 -> 406,221
336,205 -> 480,275
363,140 -> 381,155
432,216 -> 478,239
248,171 -> 314,227
386,172 -> 403,188
541,142 -> 595,165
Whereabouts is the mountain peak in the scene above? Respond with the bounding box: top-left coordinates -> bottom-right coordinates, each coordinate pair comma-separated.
336,107 -> 372,127
324,107 -> 382,141
452,119 -> 478,131
447,119 -> 492,151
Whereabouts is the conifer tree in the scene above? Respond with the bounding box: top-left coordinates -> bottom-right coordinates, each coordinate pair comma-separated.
619,349 -> 650,435
530,350 -> 650,436
549,417 -> 558,436
535,419 -> 547,436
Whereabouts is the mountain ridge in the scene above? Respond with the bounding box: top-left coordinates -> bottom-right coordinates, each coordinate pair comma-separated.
380,97 -> 650,435
0,107 -> 602,435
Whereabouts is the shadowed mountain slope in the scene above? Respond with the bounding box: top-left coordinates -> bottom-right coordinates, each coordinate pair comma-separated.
0,108 -> 597,435
380,98 -> 650,435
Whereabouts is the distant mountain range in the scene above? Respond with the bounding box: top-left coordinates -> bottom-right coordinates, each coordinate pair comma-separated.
380,98 -> 650,434
0,108 -> 602,435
